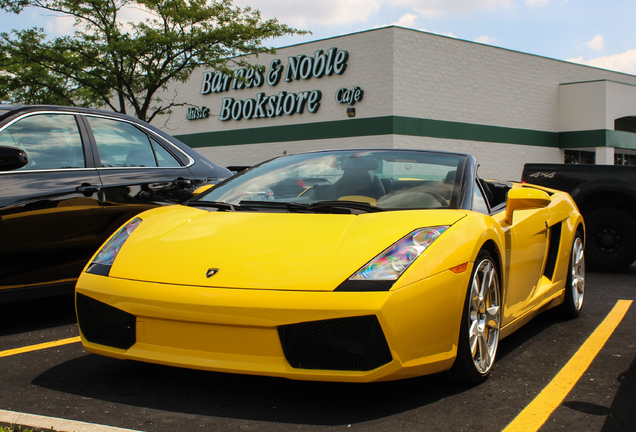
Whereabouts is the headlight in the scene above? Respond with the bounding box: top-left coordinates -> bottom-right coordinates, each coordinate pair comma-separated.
86,217 -> 142,276
336,226 -> 448,291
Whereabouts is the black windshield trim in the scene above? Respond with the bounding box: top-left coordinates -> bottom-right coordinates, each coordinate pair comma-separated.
238,200 -> 311,212
236,200 -> 384,214
187,201 -> 240,211
308,200 -> 383,213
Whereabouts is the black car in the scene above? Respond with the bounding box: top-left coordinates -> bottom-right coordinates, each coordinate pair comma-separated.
0,105 -> 231,302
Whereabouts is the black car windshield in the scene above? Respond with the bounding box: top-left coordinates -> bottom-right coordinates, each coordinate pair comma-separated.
194,150 -> 466,211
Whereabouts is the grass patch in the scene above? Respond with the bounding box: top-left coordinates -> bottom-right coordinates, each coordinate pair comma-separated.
0,427 -> 57,432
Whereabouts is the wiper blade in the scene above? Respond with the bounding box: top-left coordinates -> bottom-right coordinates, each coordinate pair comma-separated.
238,200 -> 311,212
196,200 -> 383,214
308,200 -> 383,214
188,201 -> 239,211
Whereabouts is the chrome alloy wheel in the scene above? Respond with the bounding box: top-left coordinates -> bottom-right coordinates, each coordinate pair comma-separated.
570,236 -> 585,311
468,258 -> 501,375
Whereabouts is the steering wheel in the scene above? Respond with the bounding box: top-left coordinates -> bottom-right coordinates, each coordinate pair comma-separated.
417,191 -> 449,207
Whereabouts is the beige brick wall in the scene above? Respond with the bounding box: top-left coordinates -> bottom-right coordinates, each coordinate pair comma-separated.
197,134 -> 561,181
159,26 -> 636,179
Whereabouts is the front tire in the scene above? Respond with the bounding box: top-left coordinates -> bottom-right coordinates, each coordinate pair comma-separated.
560,231 -> 585,319
450,250 -> 501,385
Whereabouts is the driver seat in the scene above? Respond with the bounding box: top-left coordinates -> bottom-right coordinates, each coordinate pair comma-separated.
328,157 -> 385,200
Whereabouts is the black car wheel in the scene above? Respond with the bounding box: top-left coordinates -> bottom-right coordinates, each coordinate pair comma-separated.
585,208 -> 636,271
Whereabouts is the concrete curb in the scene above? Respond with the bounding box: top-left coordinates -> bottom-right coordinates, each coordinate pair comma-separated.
0,409 -> 141,432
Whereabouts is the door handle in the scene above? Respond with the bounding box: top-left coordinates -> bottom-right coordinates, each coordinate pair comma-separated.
76,183 -> 102,195
174,178 -> 192,188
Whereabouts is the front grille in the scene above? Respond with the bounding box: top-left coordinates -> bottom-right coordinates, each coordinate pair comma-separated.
278,315 -> 392,371
76,293 -> 136,350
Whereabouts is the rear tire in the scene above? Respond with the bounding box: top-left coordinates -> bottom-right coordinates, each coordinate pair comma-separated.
560,231 -> 585,319
449,250 -> 501,385
585,208 -> 636,271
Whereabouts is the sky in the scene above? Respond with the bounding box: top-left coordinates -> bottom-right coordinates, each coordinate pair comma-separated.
1,0 -> 635,75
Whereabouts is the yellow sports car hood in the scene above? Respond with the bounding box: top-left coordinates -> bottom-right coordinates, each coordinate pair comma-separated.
108,205 -> 466,291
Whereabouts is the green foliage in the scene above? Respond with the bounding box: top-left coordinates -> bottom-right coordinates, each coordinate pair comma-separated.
1,424 -> 58,431
0,427 -> 48,432
0,0 -> 308,122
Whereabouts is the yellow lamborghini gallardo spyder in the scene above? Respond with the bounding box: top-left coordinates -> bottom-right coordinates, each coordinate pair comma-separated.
75,149 -> 585,384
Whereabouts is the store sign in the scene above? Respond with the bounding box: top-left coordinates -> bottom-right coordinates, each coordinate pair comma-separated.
335,86 -> 364,105
191,47 -> 357,122
185,106 -> 210,120
218,90 -> 322,121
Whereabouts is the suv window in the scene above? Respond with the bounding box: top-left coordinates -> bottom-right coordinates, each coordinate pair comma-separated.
0,114 -> 85,170
88,116 -> 181,168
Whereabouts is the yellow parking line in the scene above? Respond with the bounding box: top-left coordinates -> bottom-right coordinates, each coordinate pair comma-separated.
0,336 -> 81,358
503,299 -> 633,432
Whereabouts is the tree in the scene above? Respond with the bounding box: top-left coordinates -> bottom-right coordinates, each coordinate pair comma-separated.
0,0 -> 307,122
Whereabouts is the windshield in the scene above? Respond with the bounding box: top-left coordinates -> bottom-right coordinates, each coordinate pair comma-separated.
195,150 -> 466,211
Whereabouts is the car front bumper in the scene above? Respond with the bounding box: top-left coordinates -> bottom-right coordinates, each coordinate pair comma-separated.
75,268 -> 470,382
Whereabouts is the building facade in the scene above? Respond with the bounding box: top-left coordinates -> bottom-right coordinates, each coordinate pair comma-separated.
157,26 -> 636,180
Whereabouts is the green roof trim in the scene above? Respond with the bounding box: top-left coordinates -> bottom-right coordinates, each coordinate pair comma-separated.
560,130 -> 636,150
175,116 -> 559,148
559,130 -> 608,148
175,116 -> 634,150
176,116 -> 395,148
607,130 -> 636,150
391,117 -> 557,146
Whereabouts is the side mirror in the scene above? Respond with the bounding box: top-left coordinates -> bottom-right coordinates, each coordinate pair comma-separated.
504,187 -> 551,224
0,146 -> 28,171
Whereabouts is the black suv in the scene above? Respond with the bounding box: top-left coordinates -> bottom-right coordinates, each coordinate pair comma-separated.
0,105 -> 231,302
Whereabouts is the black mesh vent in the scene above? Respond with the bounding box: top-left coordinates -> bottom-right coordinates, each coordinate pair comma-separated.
76,293 -> 136,350
278,315 -> 392,371
544,222 -> 562,280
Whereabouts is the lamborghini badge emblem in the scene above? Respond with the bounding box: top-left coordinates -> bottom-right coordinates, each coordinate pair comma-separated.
206,268 -> 220,278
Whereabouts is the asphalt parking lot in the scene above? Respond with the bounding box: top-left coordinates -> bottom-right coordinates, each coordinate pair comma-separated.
1,266 -> 634,432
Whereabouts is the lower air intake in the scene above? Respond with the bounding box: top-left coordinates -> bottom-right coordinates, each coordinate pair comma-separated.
278,315 -> 392,371
76,293 -> 136,350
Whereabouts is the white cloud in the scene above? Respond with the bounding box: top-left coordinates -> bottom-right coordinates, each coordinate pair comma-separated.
234,0 -> 382,27
42,5 -> 156,36
429,29 -> 457,37
568,49 -> 636,75
391,0 -> 512,17
525,0 -> 551,6
475,35 -> 498,45
587,34 -> 604,51
242,0 -> 514,24
45,15 -> 76,36
392,13 -> 419,28
373,13 -> 418,29
119,6 -> 156,24
372,13 -> 457,38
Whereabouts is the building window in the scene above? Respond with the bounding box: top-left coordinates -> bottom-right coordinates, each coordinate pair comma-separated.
615,116 -> 636,133
615,153 -> 636,166
564,150 -> 595,164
